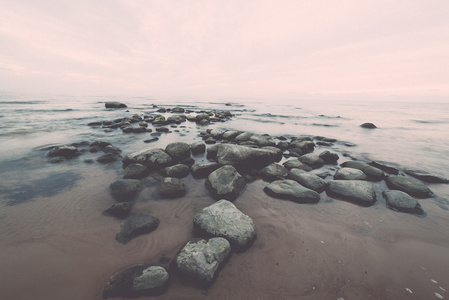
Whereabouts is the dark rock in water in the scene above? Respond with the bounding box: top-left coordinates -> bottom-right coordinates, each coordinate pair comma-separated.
103,202 -> 131,219
234,132 -> 253,143
298,153 -> 324,169
144,137 -> 159,143
222,130 -> 241,140
289,139 -> 315,154
249,135 -> 276,147
205,137 -> 216,144
159,177 -> 186,198
124,163 -> 149,179
286,147 -> 303,157
319,150 -> 339,164
174,237 -> 231,288
334,167 -> 367,180
103,145 -> 122,154
105,102 -> 127,109
360,122 -> 377,129
205,165 -> 246,201
191,142 -> 206,155
259,163 -> 288,181
386,175 -> 433,198
156,127 -> 170,132
97,153 -> 120,163
47,146 -> 81,159
180,156 -> 195,167
115,215 -> 160,244
341,161 -> 384,181
216,144 -> 280,169
369,161 -> 399,175
161,164 -> 190,178
172,107 -> 185,113
109,179 -> 142,201
50,156 -> 65,163
316,141 -> 332,147
326,180 -> 376,206
383,190 -> 425,215
131,266 -> 170,297
283,159 -> 312,171
403,168 -> 449,183
288,169 -> 326,193
191,163 -> 222,178
91,140 -> 112,148
88,121 -> 103,126
165,142 -> 191,161
193,199 -> 257,252
264,179 -> 320,203
123,148 -> 173,170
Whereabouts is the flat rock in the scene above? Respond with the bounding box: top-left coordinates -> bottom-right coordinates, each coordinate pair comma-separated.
115,215 -> 160,244
334,167 -> 367,180
123,163 -> 149,179
340,161 -> 384,181
264,179 -> 320,203
288,169 -> 326,193
403,168 -> 449,183
386,175 -> 433,198
326,180 -> 376,206
191,162 -> 222,178
109,179 -> 142,201
159,177 -> 186,198
259,163 -> 288,181
165,142 -> 191,161
216,144 -> 280,169
105,101 -> 127,108
123,148 -> 173,170
383,190 -> 425,215
205,165 -> 246,201
161,164 -> 190,178
298,153 -> 324,169
175,237 -> 231,287
193,200 -> 257,252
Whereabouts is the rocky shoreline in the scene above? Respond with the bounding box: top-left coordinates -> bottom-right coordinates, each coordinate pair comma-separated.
42,102 -> 448,298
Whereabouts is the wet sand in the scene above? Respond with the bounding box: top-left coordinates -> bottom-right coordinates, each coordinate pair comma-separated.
1,159 -> 449,300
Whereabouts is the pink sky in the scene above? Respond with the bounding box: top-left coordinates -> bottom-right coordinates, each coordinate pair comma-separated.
1,0 -> 448,100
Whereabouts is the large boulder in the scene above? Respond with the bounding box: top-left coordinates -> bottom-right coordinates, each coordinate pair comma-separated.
175,237 -> 231,287
159,177 -> 186,198
205,165 -> 246,201
326,180 -> 376,206
115,215 -> 160,244
123,148 -> 173,170
105,102 -> 127,109
109,179 -> 142,201
383,190 -> 425,215
190,142 -> 206,155
288,169 -> 326,193
403,168 -> 449,183
123,163 -> 149,179
193,200 -> 257,252
165,142 -> 191,161
386,175 -> 433,198
340,161 -> 384,181
259,163 -> 288,181
216,144 -> 280,169
334,167 -> 367,180
298,154 -> 324,169
264,179 -> 320,203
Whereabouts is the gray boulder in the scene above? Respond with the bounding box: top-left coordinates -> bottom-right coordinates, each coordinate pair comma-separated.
404,168 -> 449,183
319,150 -> 339,164
205,165 -> 246,201
123,148 -> 173,170
165,142 -> 191,161
190,142 -> 206,155
222,130 -> 242,140
105,102 -> 127,108
175,237 -> 231,287
249,135 -> 276,147
341,161 -> 384,181
115,215 -> 160,244
216,144 -> 280,169
161,164 -> 190,178
191,162 -> 222,178
360,122 -> 377,129
97,153 -> 120,163
194,200 -> 257,252
264,179 -> 320,203
123,163 -> 149,179
288,169 -> 326,193
109,179 -> 142,201
234,132 -> 253,143
159,177 -> 186,198
383,190 -> 425,215
132,266 -> 170,295
289,139 -> 315,153
326,180 -> 376,206
283,159 -> 312,171
48,145 -> 81,158
260,163 -> 288,181
298,153 -> 324,169
334,167 -> 367,180
386,175 -> 433,198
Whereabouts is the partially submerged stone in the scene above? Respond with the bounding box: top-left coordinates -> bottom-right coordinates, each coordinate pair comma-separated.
160,164 -> 190,178
205,165 -> 246,201
260,163 -> 288,182
264,179 -> 320,203
47,145 -> 81,159
298,153 -> 324,169
334,167 -> 367,180
404,168 -> 449,184
159,177 -> 186,198
123,148 -> 173,170
386,175 -> 433,198
326,180 -> 376,206
288,169 -> 326,193
341,161 -> 384,181
115,215 -> 160,244
105,101 -> 127,109
191,162 -> 222,178
360,122 -> 377,129
123,163 -> 149,179
109,179 -> 142,201
216,144 -> 280,169
165,142 -> 191,161
194,200 -> 257,252
383,190 -> 424,215
103,202 -> 131,219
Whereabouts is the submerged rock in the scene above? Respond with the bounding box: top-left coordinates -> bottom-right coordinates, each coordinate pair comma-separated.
383,190 -> 425,215
174,237 -> 231,287
103,202 -> 131,219
193,200 -> 257,252
47,146 -> 81,159
105,102 -> 127,109
326,180 -> 376,206
386,175 -> 433,198
191,162 -> 222,178
123,163 -> 149,179
403,168 -> 449,183
264,179 -> 320,203
205,165 -> 246,201
109,179 -> 142,201
161,164 -> 190,178
115,215 -> 160,244
159,177 -> 186,198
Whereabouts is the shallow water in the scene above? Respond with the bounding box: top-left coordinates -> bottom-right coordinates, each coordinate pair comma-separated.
0,93 -> 448,299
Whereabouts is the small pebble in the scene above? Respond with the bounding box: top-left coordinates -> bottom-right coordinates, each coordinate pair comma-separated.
435,292 -> 443,299
440,287 -> 446,292
405,288 -> 413,294
432,279 -> 439,284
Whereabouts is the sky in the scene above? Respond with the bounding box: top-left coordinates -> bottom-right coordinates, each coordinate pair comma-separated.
1,0 -> 449,101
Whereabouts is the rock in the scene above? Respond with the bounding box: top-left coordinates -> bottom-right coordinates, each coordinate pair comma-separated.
161,164 -> 190,178
115,215 -> 160,244
91,141 -> 111,148
403,168 -> 449,183
174,237 -> 231,287
144,137 -> 159,143
334,167 -> 367,180
383,190 -> 425,215
159,177 -> 186,198
103,202 -> 131,219
289,139 -> 315,153
124,163 -> 149,179
97,153 -> 120,163
155,127 -> 170,132
88,121 -> 103,126
50,156 -> 65,163
340,161 -> 384,181
216,144 -> 280,169
195,113 -> 210,123
172,107 -> 185,113
103,145 -> 122,154
360,122 -> 377,128
222,130 -> 241,140
288,169 -> 326,193
109,179 -> 142,201
205,137 -> 216,144
103,264 -> 169,298
249,135 -> 276,147
191,142 -> 206,155
167,115 -> 186,124
369,161 -> 400,175
205,165 -> 246,201
283,159 -> 312,171
298,153 -> 324,169
47,146 -> 81,158
123,148 -> 173,170
105,102 -> 127,108
206,144 -> 221,160
319,150 -> 339,164
386,175 -> 433,198
326,180 -> 376,206
165,142 -> 191,161
209,129 -> 225,139
193,200 -> 257,252
234,132 -> 253,143
259,163 -> 288,181
264,179 -> 320,203
191,163 -> 222,178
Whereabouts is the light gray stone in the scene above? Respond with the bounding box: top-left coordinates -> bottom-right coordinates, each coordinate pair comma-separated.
205,165 -> 246,201
334,167 -> 367,180
288,169 -> 326,193
298,153 -> 324,169
216,144 -> 280,169
326,180 -> 376,206
132,266 -> 169,293
260,163 -> 288,181
383,190 -> 424,214
123,148 -> 173,170
264,179 -> 320,203
341,161 -> 384,181
386,175 -> 433,198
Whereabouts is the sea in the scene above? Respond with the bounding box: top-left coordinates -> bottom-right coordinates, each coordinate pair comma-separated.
0,91 -> 449,300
